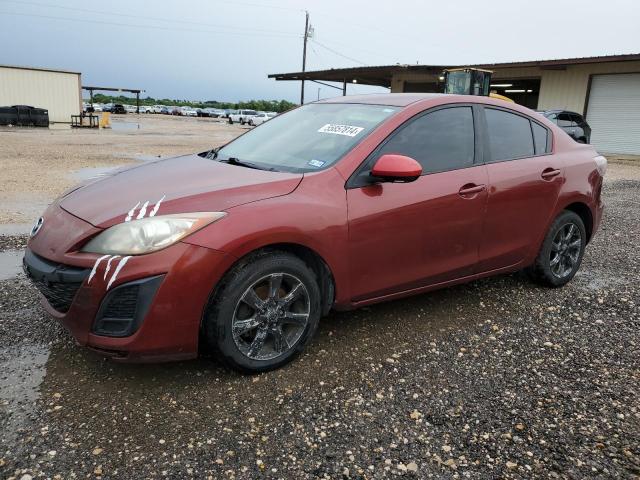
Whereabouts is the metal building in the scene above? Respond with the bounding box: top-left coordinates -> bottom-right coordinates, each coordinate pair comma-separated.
270,53 -> 640,155
0,64 -> 82,123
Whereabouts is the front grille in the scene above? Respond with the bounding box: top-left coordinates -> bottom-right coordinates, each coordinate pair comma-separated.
102,285 -> 139,319
23,249 -> 90,314
31,278 -> 82,313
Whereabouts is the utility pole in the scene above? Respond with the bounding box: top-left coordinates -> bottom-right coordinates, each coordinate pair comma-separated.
300,10 -> 309,105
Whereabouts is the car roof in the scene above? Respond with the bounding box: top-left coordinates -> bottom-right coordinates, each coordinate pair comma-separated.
316,93 -> 445,107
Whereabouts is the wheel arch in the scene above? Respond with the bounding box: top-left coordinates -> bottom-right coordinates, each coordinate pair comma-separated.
203,242 -> 336,324
561,201 -> 594,243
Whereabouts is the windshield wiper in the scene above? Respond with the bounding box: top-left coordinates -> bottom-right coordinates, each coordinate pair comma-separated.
202,147 -> 219,160
220,157 -> 276,171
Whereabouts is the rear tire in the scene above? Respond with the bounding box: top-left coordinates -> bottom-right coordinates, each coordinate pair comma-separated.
527,210 -> 586,287
203,251 -> 322,373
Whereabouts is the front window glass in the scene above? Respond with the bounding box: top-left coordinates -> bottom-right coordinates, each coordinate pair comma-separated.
376,107 -> 475,174
217,103 -> 398,172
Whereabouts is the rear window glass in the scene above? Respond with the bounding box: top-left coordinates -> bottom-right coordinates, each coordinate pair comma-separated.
485,108 -> 534,161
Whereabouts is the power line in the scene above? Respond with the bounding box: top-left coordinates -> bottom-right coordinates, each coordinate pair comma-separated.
1,0 -> 299,36
0,10 -> 301,38
310,39 -> 368,66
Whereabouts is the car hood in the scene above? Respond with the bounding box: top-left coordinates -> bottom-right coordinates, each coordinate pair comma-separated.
60,154 -> 303,228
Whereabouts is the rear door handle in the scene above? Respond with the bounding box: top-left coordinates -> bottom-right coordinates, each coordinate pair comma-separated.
458,183 -> 486,196
541,168 -> 561,180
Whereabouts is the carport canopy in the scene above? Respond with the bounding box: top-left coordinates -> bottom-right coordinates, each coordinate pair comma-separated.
82,86 -> 145,113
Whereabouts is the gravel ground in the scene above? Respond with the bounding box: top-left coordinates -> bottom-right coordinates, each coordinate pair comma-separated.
0,164 -> 639,479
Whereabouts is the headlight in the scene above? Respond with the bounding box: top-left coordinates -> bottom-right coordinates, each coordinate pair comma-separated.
82,212 -> 226,255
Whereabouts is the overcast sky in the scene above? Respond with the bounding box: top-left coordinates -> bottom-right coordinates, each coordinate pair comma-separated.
1,0 -> 638,103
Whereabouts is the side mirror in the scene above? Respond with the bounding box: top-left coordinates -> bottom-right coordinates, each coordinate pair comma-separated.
371,154 -> 422,183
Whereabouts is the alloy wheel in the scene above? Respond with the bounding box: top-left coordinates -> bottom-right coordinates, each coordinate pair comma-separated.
232,273 -> 310,361
549,222 -> 582,279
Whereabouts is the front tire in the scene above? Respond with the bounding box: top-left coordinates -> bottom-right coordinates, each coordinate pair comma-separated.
203,251 -> 322,373
527,210 -> 586,287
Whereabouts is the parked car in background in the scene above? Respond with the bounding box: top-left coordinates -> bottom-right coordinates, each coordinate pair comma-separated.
160,106 -> 171,115
102,104 -> 113,113
228,109 -> 258,125
196,108 -> 209,117
249,112 -> 271,126
537,110 -> 591,143
92,104 -> 103,112
112,104 -> 126,114
183,107 -> 198,117
171,107 -> 182,116
138,105 -> 153,114
124,105 -> 137,114
23,94 -> 605,372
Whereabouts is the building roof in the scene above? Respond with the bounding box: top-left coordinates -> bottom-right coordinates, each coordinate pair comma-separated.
269,52 -> 640,88
316,93 -> 445,106
0,64 -> 81,75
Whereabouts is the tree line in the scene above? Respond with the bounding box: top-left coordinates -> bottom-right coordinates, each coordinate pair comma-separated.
85,94 -> 297,113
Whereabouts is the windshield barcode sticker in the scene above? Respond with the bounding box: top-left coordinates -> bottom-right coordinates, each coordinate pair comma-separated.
317,124 -> 364,137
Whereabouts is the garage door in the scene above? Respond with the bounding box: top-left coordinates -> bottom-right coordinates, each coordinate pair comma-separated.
586,73 -> 640,155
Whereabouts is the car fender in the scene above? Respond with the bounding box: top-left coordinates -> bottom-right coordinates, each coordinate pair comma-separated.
182,169 -> 351,306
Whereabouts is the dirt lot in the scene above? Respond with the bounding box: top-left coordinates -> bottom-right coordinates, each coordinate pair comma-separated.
0,115 -> 245,224
1,118 -> 639,479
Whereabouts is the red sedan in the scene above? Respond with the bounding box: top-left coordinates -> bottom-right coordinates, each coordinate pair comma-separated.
24,94 -> 606,372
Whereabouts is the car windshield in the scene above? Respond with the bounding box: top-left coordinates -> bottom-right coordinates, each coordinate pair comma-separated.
216,103 -> 398,173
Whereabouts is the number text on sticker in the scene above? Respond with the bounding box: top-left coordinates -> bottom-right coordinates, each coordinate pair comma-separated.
317,124 -> 364,137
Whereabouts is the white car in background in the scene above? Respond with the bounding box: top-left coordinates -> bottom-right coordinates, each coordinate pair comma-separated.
248,112 -> 272,126
91,104 -> 103,112
228,109 -> 258,125
152,105 -> 164,113
124,105 -> 138,113
182,107 -> 198,117
138,105 -> 153,113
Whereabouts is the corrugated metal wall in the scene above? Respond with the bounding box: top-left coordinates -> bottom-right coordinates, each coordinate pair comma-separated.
538,61 -> 640,113
391,61 -> 640,115
0,67 -> 81,123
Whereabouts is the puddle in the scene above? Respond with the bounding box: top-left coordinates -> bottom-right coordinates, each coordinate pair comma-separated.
0,250 -> 23,280
0,345 -> 50,445
0,223 -> 32,235
110,120 -> 141,131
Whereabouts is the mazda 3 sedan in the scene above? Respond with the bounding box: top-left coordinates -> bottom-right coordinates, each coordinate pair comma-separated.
24,94 -> 606,372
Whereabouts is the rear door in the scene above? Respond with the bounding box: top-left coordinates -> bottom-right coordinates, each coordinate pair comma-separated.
477,106 -> 562,272
346,105 -> 488,301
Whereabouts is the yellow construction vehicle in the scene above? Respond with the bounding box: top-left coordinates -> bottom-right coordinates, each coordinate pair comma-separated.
443,68 -> 514,102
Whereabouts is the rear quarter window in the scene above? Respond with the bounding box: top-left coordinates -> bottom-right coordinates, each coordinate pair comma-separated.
531,121 -> 550,155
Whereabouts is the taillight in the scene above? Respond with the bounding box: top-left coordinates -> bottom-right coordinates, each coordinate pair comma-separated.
594,155 -> 607,176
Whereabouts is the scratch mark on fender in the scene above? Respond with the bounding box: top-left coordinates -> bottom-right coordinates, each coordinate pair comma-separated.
149,195 -> 166,217
136,201 -> 150,220
88,255 -> 110,284
125,202 -> 140,222
103,255 -> 121,280
106,256 -> 131,290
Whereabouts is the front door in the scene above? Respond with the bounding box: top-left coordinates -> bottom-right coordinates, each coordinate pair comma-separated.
346,105 -> 488,302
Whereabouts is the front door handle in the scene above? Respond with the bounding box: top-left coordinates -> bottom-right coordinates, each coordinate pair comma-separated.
458,183 -> 486,197
541,168 -> 561,180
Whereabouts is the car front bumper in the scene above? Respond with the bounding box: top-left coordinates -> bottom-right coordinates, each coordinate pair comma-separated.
24,240 -> 236,362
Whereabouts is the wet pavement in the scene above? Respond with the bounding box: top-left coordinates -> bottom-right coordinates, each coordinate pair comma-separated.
0,251 -> 23,281
0,172 -> 639,479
